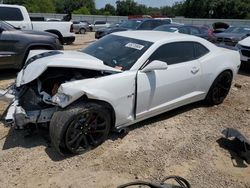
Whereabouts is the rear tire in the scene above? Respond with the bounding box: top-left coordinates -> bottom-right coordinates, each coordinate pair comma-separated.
50,102 -> 111,155
79,28 -> 86,34
205,71 -> 233,105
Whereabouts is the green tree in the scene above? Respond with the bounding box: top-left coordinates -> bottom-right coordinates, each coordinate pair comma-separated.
4,0 -> 26,4
161,6 -> 174,17
25,0 -> 55,13
182,0 -> 250,19
116,0 -> 148,16
73,6 -> 90,14
104,4 -> 116,15
54,0 -> 95,14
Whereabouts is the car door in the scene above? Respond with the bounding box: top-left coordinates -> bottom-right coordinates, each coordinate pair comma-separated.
137,20 -> 155,30
136,42 -> 203,119
94,21 -> 106,31
178,26 -> 190,35
190,26 -> 205,38
0,24 -> 17,68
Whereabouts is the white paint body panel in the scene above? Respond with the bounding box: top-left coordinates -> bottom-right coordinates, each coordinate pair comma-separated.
14,31 -> 240,128
0,4 -> 75,38
238,37 -> 250,62
16,50 -> 121,86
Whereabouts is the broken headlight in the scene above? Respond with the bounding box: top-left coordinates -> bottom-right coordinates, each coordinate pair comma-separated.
52,92 -> 71,105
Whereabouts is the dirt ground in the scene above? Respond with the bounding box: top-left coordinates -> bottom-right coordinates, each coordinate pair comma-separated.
0,33 -> 249,188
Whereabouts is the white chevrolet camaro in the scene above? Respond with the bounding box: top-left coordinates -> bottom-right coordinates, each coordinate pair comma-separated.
4,31 -> 240,155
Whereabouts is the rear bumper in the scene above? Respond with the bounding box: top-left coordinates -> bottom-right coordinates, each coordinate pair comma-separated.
63,36 -> 75,44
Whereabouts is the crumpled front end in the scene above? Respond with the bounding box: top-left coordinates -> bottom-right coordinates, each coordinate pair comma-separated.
4,84 -> 57,129
2,49 -> 121,129
4,66 -> 115,129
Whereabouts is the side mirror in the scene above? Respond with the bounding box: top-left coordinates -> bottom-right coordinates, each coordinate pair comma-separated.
141,60 -> 168,73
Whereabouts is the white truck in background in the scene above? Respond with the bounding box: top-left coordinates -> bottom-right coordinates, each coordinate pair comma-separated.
0,4 -> 75,44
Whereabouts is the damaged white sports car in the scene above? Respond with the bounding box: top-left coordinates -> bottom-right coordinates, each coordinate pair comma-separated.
3,31 -> 240,154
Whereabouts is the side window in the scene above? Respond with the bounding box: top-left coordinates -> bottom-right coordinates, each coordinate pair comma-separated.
151,20 -> 163,29
95,21 -> 106,25
190,27 -> 201,35
194,43 -> 210,58
138,21 -> 153,30
149,42 -> 195,65
161,19 -> 171,25
0,7 -> 24,21
178,27 -> 189,34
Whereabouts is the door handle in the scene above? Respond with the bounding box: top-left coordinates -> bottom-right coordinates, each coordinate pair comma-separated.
191,67 -> 199,74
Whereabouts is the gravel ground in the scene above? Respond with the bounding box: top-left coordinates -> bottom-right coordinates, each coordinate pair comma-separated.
0,33 -> 249,188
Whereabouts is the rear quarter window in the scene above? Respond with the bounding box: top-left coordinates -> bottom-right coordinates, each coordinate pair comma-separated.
194,43 -> 210,58
0,7 -> 24,21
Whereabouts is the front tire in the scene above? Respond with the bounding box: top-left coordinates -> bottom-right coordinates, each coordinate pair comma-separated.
205,71 -> 233,105
50,102 -> 111,155
79,28 -> 86,34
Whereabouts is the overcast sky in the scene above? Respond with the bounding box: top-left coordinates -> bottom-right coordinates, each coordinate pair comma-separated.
95,0 -> 180,9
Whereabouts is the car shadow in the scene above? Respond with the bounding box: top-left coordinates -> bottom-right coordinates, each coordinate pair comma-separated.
238,64 -> 250,76
1,101 -> 206,161
0,69 -> 18,80
108,101 -> 205,140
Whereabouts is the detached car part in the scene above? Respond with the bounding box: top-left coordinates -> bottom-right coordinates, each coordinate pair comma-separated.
117,176 -> 191,188
222,128 -> 250,164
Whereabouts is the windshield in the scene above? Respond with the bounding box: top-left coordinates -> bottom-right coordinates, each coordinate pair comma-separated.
82,35 -> 153,70
224,26 -> 250,34
120,20 -> 142,29
154,25 -> 179,32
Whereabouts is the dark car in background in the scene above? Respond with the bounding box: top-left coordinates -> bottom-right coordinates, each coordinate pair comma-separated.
95,18 -> 171,39
215,26 -> 250,48
154,24 -> 216,42
0,21 -> 63,69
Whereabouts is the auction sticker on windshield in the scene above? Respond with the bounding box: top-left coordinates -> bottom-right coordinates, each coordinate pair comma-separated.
125,43 -> 144,50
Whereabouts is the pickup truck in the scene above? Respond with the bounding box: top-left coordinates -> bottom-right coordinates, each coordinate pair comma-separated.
0,4 -> 75,44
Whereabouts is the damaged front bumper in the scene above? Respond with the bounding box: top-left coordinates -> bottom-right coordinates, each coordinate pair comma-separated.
4,100 -> 57,129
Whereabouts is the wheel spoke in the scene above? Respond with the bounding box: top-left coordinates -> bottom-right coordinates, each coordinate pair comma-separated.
89,134 -> 98,145
86,112 -> 94,124
63,107 -> 110,154
68,132 -> 82,146
74,134 -> 85,150
217,83 -> 229,91
96,122 -> 106,128
82,135 -> 90,148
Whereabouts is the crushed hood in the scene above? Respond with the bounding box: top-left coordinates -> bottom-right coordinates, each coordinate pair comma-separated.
16,50 -> 121,86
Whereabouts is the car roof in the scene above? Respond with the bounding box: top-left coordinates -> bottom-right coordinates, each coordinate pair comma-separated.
112,30 -> 198,43
0,4 -> 24,8
129,18 -> 161,22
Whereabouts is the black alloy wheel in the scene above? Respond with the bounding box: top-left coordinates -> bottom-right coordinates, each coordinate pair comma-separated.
206,71 -> 233,105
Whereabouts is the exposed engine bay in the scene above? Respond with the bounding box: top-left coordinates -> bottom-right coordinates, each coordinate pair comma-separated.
5,67 -> 112,129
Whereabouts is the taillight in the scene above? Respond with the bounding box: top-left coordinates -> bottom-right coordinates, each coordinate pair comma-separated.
70,24 -> 73,33
208,29 -> 214,37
